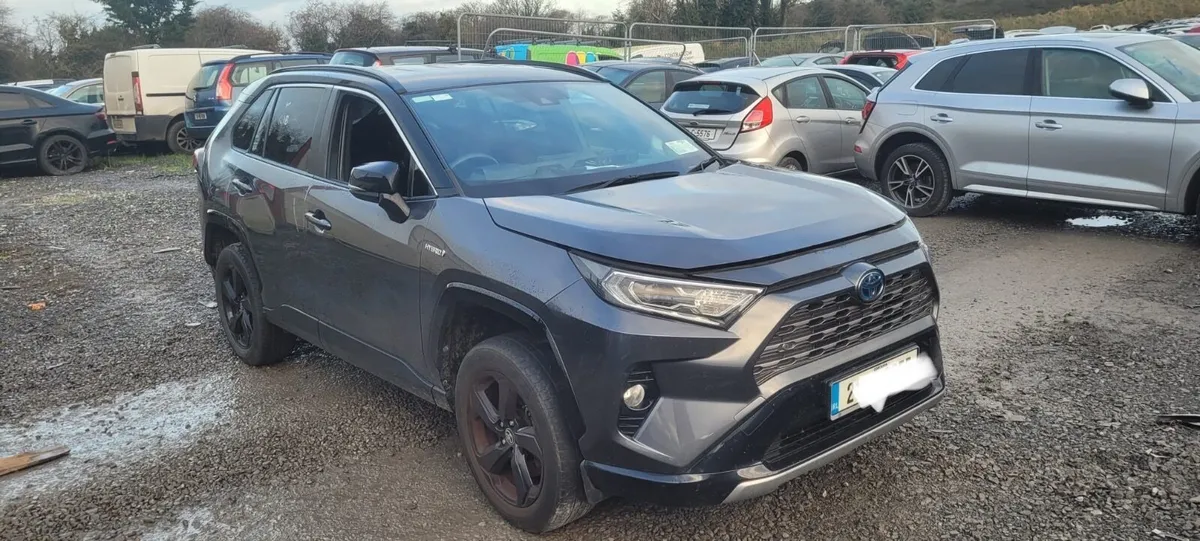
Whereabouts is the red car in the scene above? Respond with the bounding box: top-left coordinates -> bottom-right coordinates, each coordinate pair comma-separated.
841,49 -> 926,70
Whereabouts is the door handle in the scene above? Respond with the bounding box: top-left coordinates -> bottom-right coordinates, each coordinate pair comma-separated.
305,211 -> 332,233
117,96 -> 125,100
929,114 -> 953,123
1035,120 -> 1062,130
20,119 -> 36,125
844,117 -> 861,125
794,115 -> 810,123
230,178 -> 254,194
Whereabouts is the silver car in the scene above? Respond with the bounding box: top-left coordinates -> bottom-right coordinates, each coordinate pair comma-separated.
662,67 -> 870,173
855,33 -> 1200,216
757,53 -> 844,67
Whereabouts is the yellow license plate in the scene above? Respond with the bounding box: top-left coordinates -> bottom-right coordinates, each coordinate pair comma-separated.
830,348 -> 919,419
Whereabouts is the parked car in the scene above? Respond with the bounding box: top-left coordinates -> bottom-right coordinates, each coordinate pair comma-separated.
185,52 -> 331,140
841,49 -> 925,69
823,65 -> 897,89
6,79 -> 75,91
757,53 -> 843,67
103,46 -> 269,154
855,33 -> 1200,217
1172,34 -> 1200,49
0,85 -> 115,175
661,67 -> 870,173
45,78 -> 104,104
695,56 -> 751,72
580,60 -> 702,108
196,60 -> 943,533
330,46 -> 484,66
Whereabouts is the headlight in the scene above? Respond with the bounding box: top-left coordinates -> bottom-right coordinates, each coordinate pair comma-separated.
571,254 -> 762,327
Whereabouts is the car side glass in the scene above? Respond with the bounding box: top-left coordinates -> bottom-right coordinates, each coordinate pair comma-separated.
784,77 -> 829,109
627,71 -> 667,104
232,89 -> 274,152
1042,48 -> 1140,100
824,77 -> 867,110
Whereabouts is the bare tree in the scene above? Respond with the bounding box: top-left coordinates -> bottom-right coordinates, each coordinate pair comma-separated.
289,0 -> 336,51
331,1 -> 403,48
185,6 -> 286,50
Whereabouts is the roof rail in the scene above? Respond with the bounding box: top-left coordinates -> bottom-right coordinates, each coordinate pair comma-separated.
464,58 -> 606,82
131,44 -> 160,50
271,64 -> 406,93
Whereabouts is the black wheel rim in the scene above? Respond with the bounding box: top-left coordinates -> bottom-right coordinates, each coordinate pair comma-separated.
220,268 -> 253,349
887,154 -> 936,208
177,127 -> 199,152
47,139 -> 84,173
467,373 -> 543,508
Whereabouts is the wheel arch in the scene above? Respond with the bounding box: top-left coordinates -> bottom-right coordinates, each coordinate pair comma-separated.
782,151 -> 808,171
430,283 -> 586,439
35,128 -> 88,149
1182,165 -> 1200,215
203,210 -> 250,268
873,129 -> 955,187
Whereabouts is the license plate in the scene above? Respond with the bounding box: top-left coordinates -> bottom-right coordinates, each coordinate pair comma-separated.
111,118 -> 123,128
194,112 -> 207,120
687,127 -> 719,141
830,348 -> 921,419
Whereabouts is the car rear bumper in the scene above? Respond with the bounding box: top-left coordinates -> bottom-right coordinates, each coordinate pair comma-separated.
86,129 -> 119,156
111,115 -> 172,143
581,379 -> 945,505
185,108 -> 226,139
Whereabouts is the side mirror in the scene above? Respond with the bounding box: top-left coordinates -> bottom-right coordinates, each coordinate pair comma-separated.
349,161 -> 410,222
1109,78 -> 1152,108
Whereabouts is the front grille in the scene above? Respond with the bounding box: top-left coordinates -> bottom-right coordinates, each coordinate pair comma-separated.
752,268 -> 934,384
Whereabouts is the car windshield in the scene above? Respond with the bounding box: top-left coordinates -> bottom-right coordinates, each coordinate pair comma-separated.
190,64 -> 224,90
405,81 -> 715,197
45,85 -> 71,97
1120,39 -> 1200,100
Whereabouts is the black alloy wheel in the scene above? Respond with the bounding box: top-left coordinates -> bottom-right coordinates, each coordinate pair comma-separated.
220,267 -> 253,349
38,135 -> 88,175
467,372 -> 544,508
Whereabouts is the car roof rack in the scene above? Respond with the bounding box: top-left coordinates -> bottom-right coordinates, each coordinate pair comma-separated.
271,64 -> 406,92
131,44 -> 160,50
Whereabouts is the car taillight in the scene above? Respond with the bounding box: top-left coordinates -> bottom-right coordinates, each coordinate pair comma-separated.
373,58 -> 382,67
216,63 -> 235,103
740,98 -> 773,133
95,108 -> 106,122
862,99 -> 876,124
895,56 -> 909,69
132,72 -> 144,115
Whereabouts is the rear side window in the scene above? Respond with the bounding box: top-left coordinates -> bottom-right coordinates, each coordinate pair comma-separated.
232,62 -> 272,87
945,49 -> 1030,95
261,87 -> 328,171
777,77 -> 828,109
279,58 -> 328,68
0,92 -> 29,111
593,66 -> 634,85
331,51 -> 374,66
626,71 -> 667,103
389,55 -> 427,65
190,64 -> 224,90
231,89 -> 274,151
663,81 -> 760,114
915,56 -> 964,91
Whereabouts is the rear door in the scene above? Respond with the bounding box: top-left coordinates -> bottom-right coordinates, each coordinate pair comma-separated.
103,53 -> 136,134
776,75 -> 843,172
662,80 -> 762,150
0,91 -> 38,163
822,75 -> 869,171
141,51 -> 203,118
920,48 -> 1033,195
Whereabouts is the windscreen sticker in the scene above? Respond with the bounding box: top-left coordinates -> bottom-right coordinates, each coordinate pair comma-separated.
411,96 -> 433,103
666,139 -> 700,155
431,94 -> 453,101
687,103 -> 710,109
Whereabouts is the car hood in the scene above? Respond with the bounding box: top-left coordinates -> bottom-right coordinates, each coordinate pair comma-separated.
483,164 -> 906,271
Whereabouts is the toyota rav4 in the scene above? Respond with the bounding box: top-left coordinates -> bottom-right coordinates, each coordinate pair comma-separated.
196,61 -> 946,533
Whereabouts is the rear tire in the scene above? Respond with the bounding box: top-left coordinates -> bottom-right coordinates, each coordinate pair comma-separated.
37,135 -> 88,176
778,156 -> 805,171
213,243 -> 295,366
881,142 -> 953,217
166,119 -> 199,155
455,333 -> 592,533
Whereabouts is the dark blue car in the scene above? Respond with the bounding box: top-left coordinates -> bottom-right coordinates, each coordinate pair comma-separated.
185,53 -> 331,140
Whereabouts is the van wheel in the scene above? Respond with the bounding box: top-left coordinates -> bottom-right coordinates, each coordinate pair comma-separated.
167,120 -> 200,154
455,333 -> 592,533
213,243 -> 296,366
778,156 -> 806,171
882,142 -> 953,217
37,135 -> 88,176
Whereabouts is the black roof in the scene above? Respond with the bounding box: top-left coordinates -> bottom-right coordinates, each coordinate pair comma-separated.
273,61 -> 605,94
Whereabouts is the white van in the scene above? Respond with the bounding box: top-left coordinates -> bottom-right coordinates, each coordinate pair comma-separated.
103,46 -> 268,153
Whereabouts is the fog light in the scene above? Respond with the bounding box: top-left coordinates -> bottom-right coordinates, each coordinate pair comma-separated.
622,384 -> 648,410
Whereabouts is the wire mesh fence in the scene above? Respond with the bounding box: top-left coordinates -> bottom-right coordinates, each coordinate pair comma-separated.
483,29 -> 690,64
844,19 -> 999,51
751,27 -> 850,60
457,13 -> 627,58
628,23 -> 752,63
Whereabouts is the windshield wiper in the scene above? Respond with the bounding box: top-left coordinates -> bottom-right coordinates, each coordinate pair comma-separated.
686,155 -> 723,173
566,170 -> 680,194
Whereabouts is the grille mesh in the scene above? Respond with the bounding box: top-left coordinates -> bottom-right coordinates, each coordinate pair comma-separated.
752,269 -> 934,384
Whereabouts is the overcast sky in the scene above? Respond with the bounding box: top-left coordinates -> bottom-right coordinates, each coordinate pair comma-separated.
10,0 -> 619,26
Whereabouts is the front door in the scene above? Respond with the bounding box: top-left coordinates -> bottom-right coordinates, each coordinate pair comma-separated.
1026,48 -> 1177,209
822,75 -> 869,173
302,89 -> 434,399
779,75 -> 843,173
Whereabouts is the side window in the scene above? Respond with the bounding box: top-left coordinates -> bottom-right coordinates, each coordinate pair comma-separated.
279,58 -> 325,68
782,77 -> 829,109
1041,48 -> 1138,100
332,52 -> 374,66
434,54 -> 460,63
28,96 -> 53,108
0,92 -> 27,111
80,85 -> 104,104
261,87 -> 328,171
329,91 -> 431,197
825,77 -> 867,110
232,62 -> 272,87
390,55 -> 427,65
915,56 -> 964,91
667,70 -> 696,91
945,49 -> 1030,95
231,89 -> 274,152
814,56 -> 836,65
626,71 -> 668,104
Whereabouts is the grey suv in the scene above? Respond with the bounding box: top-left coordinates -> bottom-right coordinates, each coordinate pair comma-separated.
196,61 -> 944,532
855,33 -> 1200,216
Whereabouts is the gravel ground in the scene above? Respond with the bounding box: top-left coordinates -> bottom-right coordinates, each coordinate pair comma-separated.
1,163 -> 1198,540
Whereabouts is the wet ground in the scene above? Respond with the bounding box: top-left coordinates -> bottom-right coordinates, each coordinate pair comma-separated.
2,165 -> 1198,540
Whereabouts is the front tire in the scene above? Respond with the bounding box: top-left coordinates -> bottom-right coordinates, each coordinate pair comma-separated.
213,243 -> 295,366
455,333 -> 592,533
37,135 -> 88,176
166,119 -> 199,154
881,142 -> 954,217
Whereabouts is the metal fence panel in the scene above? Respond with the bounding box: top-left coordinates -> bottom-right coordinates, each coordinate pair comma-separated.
844,19 -> 998,52
750,27 -> 849,61
628,23 -> 752,64
457,13 -> 627,59
483,29 -> 688,64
